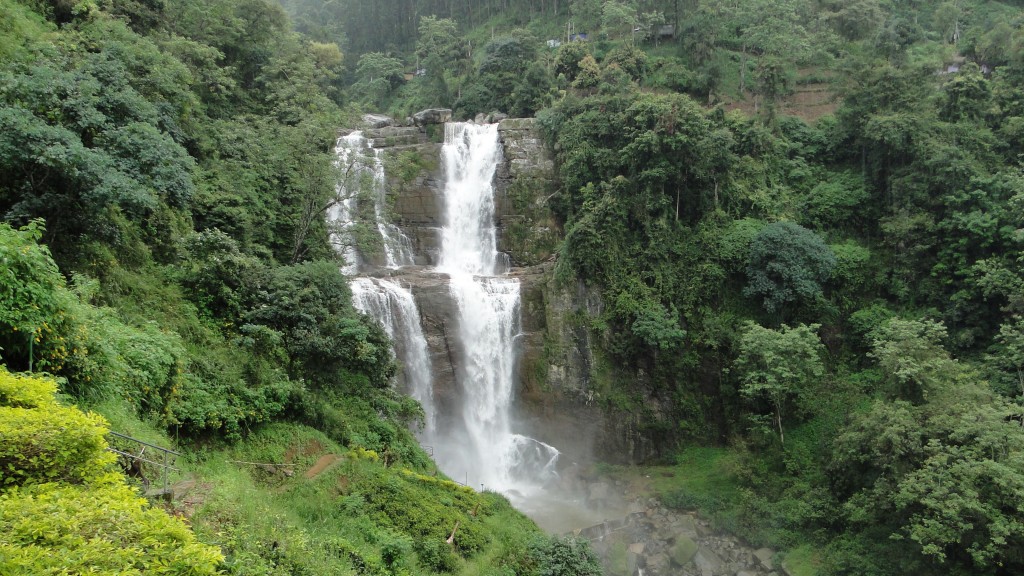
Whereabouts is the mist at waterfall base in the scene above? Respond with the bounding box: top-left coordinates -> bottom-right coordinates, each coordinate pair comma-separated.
336,123 -> 626,534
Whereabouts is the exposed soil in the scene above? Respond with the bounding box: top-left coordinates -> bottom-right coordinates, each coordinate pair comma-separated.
303,454 -> 341,479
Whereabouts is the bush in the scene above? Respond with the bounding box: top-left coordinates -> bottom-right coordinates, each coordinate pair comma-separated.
415,538 -> 459,573
0,368 -> 223,574
0,371 -> 113,488
526,535 -> 600,576
0,481 -> 222,575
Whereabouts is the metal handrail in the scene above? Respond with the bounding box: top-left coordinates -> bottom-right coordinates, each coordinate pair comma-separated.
105,431 -> 180,498
106,447 -> 181,472
108,430 -> 182,456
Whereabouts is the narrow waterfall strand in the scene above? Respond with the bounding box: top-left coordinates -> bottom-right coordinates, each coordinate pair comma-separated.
350,277 -> 435,431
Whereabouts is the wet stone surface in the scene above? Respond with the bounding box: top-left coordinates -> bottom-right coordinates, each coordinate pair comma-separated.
568,497 -> 787,576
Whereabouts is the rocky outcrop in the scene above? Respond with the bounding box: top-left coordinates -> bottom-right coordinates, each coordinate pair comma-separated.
573,499 -> 789,576
494,117 -> 559,267
412,108 -> 453,126
362,113 -> 396,129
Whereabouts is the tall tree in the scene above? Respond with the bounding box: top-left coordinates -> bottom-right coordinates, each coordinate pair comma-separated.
735,322 -> 825,445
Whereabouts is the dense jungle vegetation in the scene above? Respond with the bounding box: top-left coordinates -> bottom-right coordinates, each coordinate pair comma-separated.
3,0 -> 1024,574
0,0 -> 594,574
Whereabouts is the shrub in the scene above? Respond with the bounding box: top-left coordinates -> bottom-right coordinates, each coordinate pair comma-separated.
415,538 -> 459,573
0,368 -> 224,574
0,481 -> 222,575
0,371 -> 113,488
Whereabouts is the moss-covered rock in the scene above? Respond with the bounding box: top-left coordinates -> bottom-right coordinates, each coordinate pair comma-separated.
669,535 -> 698,566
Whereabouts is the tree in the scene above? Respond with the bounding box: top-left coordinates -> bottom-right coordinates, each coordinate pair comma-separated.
0,221 -> 65,372
744,221 -> 836,315
569,0 -> 602,32
475,29 -> 540,113
601,0 -> 637,41
735,322 -> 825,445
353,52 -> 404,108
869,318 -> 953,403
554,40 -> 591,82
415,16 -> 466,105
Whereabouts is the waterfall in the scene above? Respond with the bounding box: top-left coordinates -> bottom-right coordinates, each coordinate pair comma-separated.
330,131 -> 415,274
333,121 -> 561,513
350,277 -> 435,431
334,133 -> 430,429
434,123 -> 560,494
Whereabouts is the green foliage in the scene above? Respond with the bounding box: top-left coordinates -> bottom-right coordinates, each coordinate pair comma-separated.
176,228 -> 264,321
0,221 -> 65,369
1,480 -> 223,575
245,260 -> 395,388
0,368 -> 223,574
744,221 -> 836,315
554,41 -> 591,82
526,536 -> 601,576
354,52 -> 405,108
735,322 -> 825,444
0,370 -> 113,487
869,318 -> 953,403
604,43 -> 648,81
798,171 -> 870,231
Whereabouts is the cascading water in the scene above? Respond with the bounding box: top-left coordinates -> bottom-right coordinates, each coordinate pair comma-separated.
349,277 -> 435,431
334,133 -> 432,431
433,123 -> 560,495
330,131 -> 414,274
332,121 -> 570,527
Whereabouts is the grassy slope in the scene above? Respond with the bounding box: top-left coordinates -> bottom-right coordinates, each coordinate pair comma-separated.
96,401 -> 543,575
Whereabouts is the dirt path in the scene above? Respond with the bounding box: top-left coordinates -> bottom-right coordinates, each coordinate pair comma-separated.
303,454 -> 341,479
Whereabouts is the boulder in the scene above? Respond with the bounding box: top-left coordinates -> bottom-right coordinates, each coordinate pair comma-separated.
646,552 -> 670,574
362,113 -> 395,128
669,536 -> 698,567
674,514 -> 699,538
412,108 -> 452,126
754,548 -> 775,570
693,547 -> 724,576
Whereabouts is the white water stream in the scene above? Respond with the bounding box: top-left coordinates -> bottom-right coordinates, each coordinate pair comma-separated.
433,123 -> 560,496
330,131 -> 414,274
349,277 -> 435,432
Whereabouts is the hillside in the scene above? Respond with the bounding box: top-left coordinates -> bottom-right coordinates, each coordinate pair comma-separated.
3,0 -> 1024,575
0,0 -> 594,574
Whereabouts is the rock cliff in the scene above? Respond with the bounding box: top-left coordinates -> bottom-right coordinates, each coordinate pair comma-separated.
354,113 -> 658,466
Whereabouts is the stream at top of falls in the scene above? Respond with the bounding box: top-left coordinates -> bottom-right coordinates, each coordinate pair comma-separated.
332,122 -> 623,534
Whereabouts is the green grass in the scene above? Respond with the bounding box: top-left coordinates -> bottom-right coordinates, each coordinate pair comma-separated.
783,544 -> 823,576
654,446 -> 744,509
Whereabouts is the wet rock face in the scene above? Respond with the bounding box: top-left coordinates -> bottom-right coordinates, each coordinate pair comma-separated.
573,499 -> 787,576
494,117 -> 559,267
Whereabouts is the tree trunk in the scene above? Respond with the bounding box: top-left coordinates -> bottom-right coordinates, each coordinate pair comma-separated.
775,403 -> 784,445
